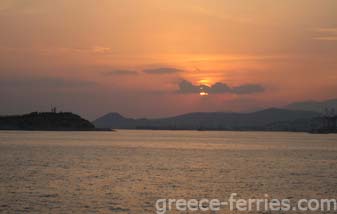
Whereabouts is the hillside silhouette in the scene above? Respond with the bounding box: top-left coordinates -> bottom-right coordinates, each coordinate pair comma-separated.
0,112 -> 98,131
93,108 -> 321,131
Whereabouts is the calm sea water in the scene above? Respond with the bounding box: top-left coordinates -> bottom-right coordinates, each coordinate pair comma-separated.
0,130 -> 336,213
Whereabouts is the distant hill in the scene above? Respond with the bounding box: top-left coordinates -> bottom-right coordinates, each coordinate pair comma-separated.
93,108 -> 320,131
285,99 -> 337,113
0,112 -> 101,131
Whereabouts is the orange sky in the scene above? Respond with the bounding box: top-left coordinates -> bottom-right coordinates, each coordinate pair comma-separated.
1,0 -> 337,119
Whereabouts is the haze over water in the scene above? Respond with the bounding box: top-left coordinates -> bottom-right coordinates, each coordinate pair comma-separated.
0,130 -> 336,213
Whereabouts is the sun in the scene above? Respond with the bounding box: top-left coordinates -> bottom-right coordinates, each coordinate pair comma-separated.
199,85 -> 209,96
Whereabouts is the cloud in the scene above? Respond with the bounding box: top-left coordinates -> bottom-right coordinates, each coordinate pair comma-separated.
178,80 -> 201,93
208,82 -> 231,93
102,70 -> 138,76
231,84 -> 265,94
143,67 -> 183,74
48,46 -> 114,55
313,27 -> 337,41
177,80 -> 265,95
315,28 -> 337,33
313,36 -> 337,41
92,46 -> 113,54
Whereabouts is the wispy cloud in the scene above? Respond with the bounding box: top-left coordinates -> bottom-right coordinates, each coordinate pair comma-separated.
56,46 -> 114,55
143,67 -> 183,74
92,46 -> 113,54
313,27 -> 337,41
313,37 -> 337,41
102,70 -> 138,76
315,28 -> 337,33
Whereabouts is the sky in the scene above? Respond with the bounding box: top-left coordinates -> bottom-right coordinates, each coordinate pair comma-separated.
1,0 -> 337,120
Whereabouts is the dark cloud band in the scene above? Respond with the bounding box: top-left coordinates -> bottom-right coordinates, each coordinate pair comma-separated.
142,67 -> 183,74
178,80 -> 265,95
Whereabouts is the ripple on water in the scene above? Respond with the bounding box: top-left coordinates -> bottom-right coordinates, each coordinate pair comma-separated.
0,130 -> 336,213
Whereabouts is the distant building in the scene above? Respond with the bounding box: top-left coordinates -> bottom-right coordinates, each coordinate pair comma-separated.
51,106 -> 57,113
311,108 -> 337,133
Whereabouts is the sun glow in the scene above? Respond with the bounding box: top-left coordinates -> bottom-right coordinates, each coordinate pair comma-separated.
198,79 -> 211,86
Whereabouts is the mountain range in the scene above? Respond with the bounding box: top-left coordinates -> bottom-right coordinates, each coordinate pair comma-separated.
285,99 -> 337,113
93,108 -> 321,131
93,99 -> 337,132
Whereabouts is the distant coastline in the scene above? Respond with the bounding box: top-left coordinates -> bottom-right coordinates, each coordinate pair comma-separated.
1,108 -> 336,134
93,108 -> 337,134
0,112 -> 111,131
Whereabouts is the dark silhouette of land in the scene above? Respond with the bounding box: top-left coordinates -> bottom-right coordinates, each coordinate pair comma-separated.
309,108 -> 337,134
0,112 -> 108,131
285,99 -> 337,113
93,108 -> 331,132
1,101 -> 336,133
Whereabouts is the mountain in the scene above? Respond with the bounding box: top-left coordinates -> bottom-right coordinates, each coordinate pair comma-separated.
93,108 -> 320,131
92,112 -> 139,129
285,99 -> 337,113
0,112 -> 102,131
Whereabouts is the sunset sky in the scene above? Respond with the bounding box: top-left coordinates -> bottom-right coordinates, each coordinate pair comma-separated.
1,0 -> 337,119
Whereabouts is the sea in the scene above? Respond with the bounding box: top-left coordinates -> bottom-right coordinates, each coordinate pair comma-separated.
0,130 -> 336,214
